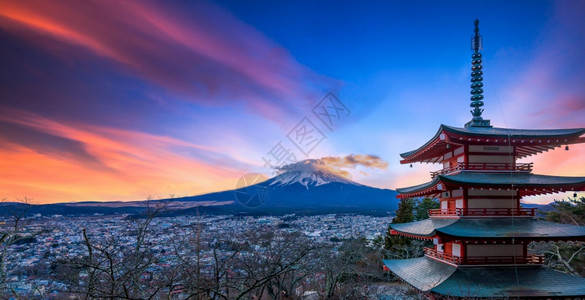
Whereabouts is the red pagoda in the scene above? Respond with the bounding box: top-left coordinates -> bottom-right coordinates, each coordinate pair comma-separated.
383,20 -> 585,298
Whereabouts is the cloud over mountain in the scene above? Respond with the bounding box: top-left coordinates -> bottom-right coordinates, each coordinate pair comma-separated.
276,154 -> 388,178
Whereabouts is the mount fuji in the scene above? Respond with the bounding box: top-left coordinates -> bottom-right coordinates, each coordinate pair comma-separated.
1,167 -> 400,217
170,165 -> 400,215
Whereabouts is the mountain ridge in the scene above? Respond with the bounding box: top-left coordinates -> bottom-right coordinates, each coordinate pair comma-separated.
1,169 -> 399,217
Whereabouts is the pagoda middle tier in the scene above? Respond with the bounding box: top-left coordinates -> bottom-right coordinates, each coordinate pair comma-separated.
397,172 -> 585,217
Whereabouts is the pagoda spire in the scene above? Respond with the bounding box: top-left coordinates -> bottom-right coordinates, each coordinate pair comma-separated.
465,19 -> 491,128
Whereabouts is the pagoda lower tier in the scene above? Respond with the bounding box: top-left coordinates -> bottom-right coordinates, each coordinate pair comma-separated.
383,256 -> 585,298
390,218 -> 585,266
384,218 -> 585,298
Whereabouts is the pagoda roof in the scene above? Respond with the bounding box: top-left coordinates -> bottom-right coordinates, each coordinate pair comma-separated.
390,218 -> 457,237
400,124 -> 585,163
442,124 -> 585,139
383,256 -> 585,297
396,172 -> 585,198
390,218 -> 585,241
383,256 -> 456,291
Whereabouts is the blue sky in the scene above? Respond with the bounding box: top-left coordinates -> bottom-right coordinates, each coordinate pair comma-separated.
0,0 -> 583,203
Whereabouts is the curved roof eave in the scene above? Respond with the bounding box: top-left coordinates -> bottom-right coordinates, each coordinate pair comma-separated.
399,125 -> 585,160
390,219 -> 457,237
439,172 -> 585,188
397,172 -> 585,197
391,219 -> 585,239
396,176 -> 441,195
399,125 -> 446,158
442,125 -> 585,139
384,257 -> 585,297
438,219 -> 585,238
432,266 -> 585,297
383,257 -> 456,292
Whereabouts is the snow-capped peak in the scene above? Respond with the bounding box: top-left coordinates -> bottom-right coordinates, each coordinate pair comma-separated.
268,169 -> 360,188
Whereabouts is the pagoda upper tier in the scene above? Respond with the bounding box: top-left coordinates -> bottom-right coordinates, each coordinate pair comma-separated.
400,125 -> 585,164
396,172 -> 585,199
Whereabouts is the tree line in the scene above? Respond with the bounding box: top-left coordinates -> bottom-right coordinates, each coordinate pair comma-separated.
1,199 -> 401,299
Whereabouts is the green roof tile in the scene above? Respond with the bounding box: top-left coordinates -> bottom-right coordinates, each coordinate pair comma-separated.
390,219 -> 585,239
390,219 -> 456,237
433,266 -> 585,297
400,125 -> 585,158
383,257 -> 585,297
396,172 -> 585,194
440,219 -> 585,238
383,257 -> 456,291
442,125 -> 585,138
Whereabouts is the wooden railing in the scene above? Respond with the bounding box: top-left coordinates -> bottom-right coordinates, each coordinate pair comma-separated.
463,255 -> 544,265
430,162 -> 533,177
424,247 -> 544,265
428,208 -> 536,217
424,247 -> 462,264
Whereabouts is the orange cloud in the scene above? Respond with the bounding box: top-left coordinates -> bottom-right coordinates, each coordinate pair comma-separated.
527,143 -> 585,177
0,108 -> 244,203
0,0 -> 341,203
320,154 -> 389,170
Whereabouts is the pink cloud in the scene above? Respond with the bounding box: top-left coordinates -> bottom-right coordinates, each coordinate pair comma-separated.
0,0 -> 336,123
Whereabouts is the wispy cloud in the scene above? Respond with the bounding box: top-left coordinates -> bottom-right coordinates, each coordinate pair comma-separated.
0,0 -> 340,203
0,0 -> 336,122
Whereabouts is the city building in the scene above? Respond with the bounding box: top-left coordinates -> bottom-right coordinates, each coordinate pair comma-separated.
383,20 -> 585,298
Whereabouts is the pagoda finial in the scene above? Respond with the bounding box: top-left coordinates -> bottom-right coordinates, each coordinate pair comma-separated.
465,19 -> 491,128
473,19 -> 481,52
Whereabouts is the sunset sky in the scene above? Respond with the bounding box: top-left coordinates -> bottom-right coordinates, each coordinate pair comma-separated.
1,0 -> 584,204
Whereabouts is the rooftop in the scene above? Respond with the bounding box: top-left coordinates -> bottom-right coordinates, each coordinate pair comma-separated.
399,124 -> 585,163
390,218 -> 585,241
383,257 -> 585,298
396,172 -> 585,198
